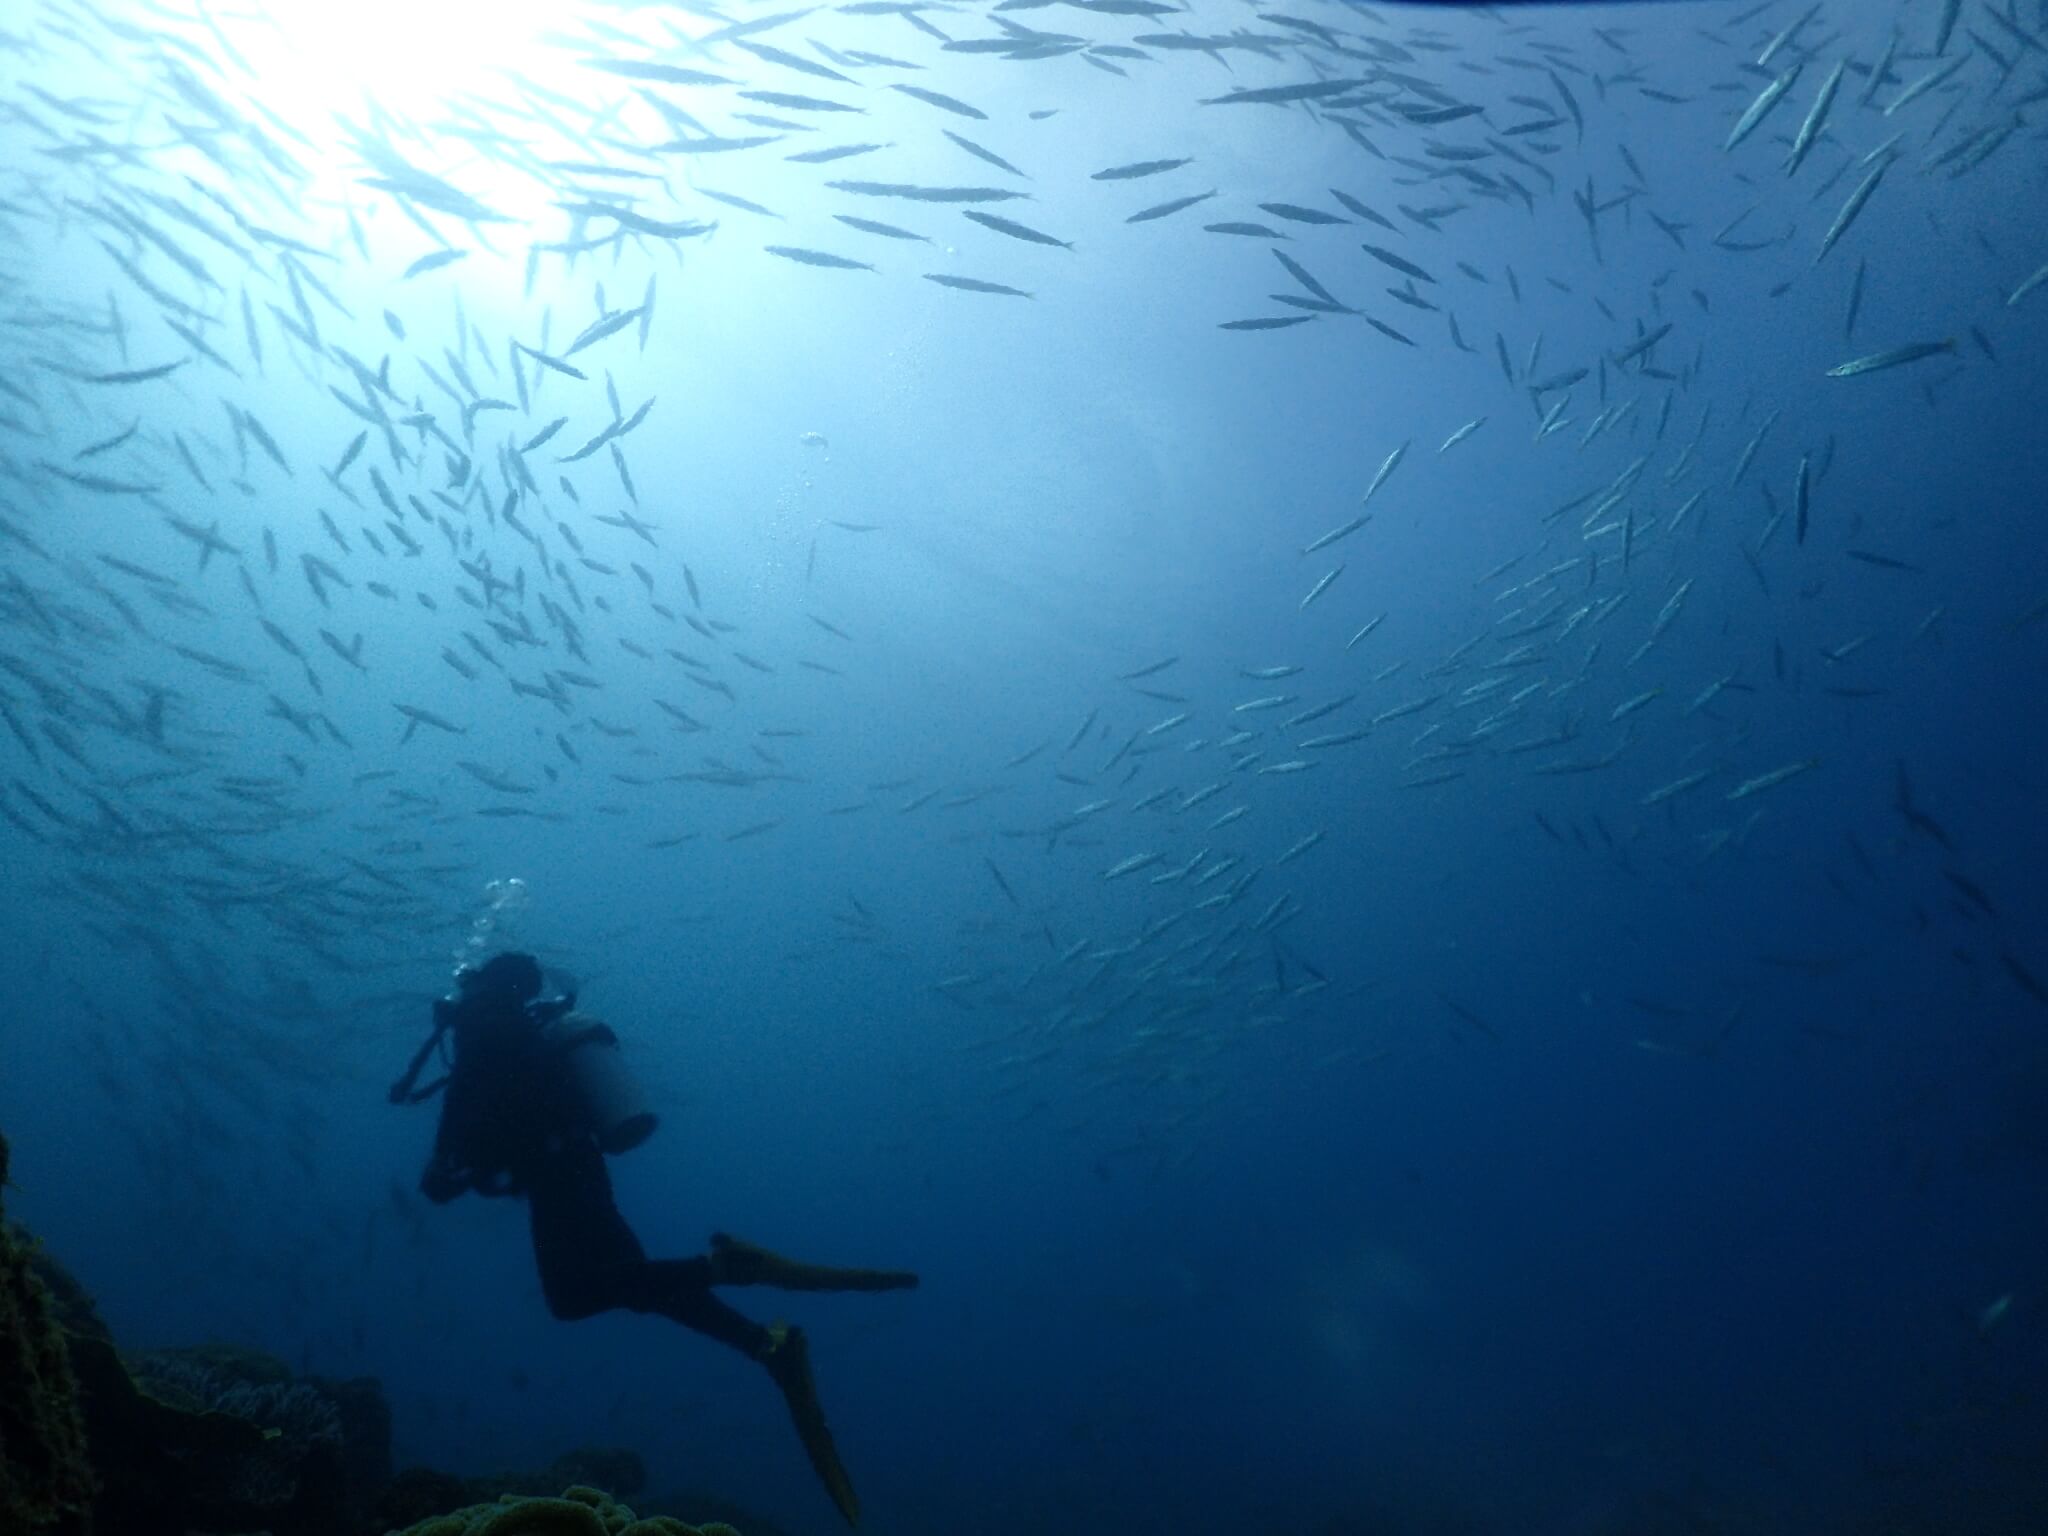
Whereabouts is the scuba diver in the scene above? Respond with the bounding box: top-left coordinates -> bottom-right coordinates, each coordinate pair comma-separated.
390,950 -> 916,1526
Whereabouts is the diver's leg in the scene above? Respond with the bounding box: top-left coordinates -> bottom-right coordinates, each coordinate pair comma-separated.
630,1260 -> 861,1526
526,1139 -> 649,1321
625,1257 -> 776,1356
705,1232 -> 919,1293
526,1151 -> 862,1523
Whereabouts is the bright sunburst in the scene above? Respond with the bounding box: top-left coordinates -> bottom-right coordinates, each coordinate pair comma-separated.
218,0 -> 578,225
243,0 -> 563,115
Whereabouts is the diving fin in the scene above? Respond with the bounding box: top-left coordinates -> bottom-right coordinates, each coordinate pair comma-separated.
763,1323 -> 860,1527
710,1232 -> 918,1293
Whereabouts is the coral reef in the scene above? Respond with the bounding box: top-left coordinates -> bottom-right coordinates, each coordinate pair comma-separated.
7,1128 -> 759,1536
635,1491 -> 793,1536
316,1372 -> 395,1509
377,1450 -> 648,1533
5,1129 -> 392,1536
547,1446 -> 645,1500
126,1346 -> 347,1513
0,1126 -> 96,1535
382,1483 -> 742,1536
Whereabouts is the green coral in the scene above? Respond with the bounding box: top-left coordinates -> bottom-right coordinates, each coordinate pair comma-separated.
0,1128 -> 96,1534
472,1496 -> 607,1536
385,1486 -> 744,1536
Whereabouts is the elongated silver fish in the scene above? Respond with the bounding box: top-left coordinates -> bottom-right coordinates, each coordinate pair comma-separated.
1826,340 -> 1955,376
1815,161 -> 1886,264
1725,64 -> 1801,151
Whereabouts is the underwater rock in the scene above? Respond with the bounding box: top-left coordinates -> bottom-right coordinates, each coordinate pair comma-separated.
0,1126 -> 97,1536
312,1371 -> 396,1513
143,1341 -> 297,1388
10,1136 -> 754,1536
62,1329 -> 349,1535
25,1246 -> 111,1349
125,1346 -> 349,1521
1,1159 -> 391,1536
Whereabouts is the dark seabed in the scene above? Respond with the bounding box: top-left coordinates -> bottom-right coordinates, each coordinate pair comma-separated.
3,0 -> 2047,1533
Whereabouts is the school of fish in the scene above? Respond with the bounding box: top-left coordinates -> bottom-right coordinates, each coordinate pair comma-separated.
1,0 -> 2045,1220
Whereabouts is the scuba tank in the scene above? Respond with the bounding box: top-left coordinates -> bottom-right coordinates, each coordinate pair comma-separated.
539,1009 -> 659,1155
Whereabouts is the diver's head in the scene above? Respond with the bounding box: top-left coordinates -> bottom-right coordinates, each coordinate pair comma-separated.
453,950 -> 544,1008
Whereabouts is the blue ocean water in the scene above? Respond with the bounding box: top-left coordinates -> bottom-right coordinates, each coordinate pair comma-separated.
3,0 -> 2046,1531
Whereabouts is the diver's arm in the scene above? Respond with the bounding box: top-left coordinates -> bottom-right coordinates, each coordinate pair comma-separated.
421,1153 -> 470,1204
421,1090 -> 477,1201
420,1067 -> 491,1202
421,1143 -> 526,1201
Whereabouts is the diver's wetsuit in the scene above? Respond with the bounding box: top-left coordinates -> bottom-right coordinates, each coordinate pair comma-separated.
523,1132 -> 770,1356
419,995 -> 777,1358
